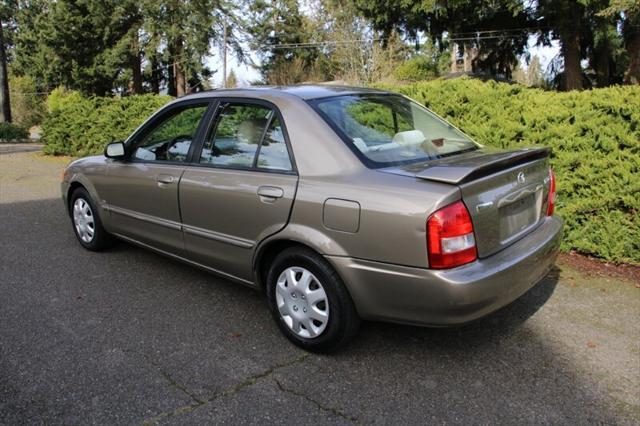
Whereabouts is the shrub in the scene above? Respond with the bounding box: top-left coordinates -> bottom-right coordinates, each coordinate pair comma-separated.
39,80 -> 640,264
393,56 -> 439,82
9,75 -> 46,128
0,122 -> 29,141
41,88 -> 171,156
376,78 -> 640,264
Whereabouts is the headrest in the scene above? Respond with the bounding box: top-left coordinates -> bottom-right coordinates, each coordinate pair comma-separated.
238,118 -> 268,144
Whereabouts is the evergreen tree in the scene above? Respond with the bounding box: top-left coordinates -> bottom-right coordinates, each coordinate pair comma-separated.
248,0 -> 320,84
0,0 -> 17,122
536,0 -> 588,90
351,0 -> 533,80
225,68 -> 238,87
526,55 -> 544,87
12,0 -> 141,95
598,0 -> 640,84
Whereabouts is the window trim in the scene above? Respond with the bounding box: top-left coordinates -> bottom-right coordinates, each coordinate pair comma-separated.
123,99 -> 216,166
191,97 -> 298,176
307,93 -> 479,169
251,109 -> 276,169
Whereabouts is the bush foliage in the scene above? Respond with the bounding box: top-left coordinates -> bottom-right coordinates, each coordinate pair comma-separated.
9,75 -> 46,128
378,78 -> 640,264
0,122 -> 29,140
41,88 -> 171,156
393,56 -> 439,82
40,80 -> 640,264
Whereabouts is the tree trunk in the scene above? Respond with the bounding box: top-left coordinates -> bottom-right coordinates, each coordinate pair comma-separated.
222,21 -> 228,88
150,57 -> 160,94
0,20 -> 11,123
623,16 -> 640,85
130,32 -> 143,94
167,59 -> 176,96
594,42 -> 611,87
450,42 -> 458,73
560,31 -> 582,91
171,35 -> 186,96
463,43 -> 472,73
175,61 -> 186,96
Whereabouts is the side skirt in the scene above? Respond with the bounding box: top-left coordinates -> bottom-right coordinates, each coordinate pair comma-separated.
112,232 -> 259,290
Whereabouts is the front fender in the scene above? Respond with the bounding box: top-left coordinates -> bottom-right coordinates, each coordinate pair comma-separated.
63,171 -> 112,228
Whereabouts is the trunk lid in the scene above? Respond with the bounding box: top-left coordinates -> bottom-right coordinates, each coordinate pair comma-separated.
381,147 -> 552,258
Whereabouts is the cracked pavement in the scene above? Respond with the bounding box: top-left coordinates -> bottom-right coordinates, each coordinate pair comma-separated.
1,152 -> 639,424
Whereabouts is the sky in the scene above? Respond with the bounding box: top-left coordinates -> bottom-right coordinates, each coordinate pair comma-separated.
205,36 -> 561,88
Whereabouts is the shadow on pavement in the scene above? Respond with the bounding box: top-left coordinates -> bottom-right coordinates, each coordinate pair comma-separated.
358,265 -> 560,348
0,198 -> 627,424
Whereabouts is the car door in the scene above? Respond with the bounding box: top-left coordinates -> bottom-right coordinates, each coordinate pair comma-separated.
104,101 -> 211,255
179,100 -> 298,282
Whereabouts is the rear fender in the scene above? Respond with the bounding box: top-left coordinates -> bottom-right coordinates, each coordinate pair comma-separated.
252,224 -> 349,276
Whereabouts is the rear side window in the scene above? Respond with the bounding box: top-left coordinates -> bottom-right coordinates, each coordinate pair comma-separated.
256,118 -> 292,171
311,94 -> 478,167
200,103 -> 292,172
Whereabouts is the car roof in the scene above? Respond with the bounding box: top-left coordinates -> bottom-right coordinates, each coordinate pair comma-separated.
178,85 -> 393,101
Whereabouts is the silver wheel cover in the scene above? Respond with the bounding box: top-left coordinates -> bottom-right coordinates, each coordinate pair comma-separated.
275,266 -> 329,339
73,198 -> 95,243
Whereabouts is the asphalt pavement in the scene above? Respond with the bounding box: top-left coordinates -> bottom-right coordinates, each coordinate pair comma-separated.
0,143 -> 44,155
1,152 -> 639,425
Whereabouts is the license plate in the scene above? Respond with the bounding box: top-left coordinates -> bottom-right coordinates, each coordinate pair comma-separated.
499,189 -> 543,242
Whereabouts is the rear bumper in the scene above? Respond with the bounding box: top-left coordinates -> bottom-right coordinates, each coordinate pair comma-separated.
327,215 -> 563,326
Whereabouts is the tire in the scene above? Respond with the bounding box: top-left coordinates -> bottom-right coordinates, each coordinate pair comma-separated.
69,187 -> 113,251
266,247 -> 361,352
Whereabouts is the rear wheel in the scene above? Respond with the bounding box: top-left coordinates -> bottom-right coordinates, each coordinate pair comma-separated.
266,247 -> 361,351
69,187 -> 113,251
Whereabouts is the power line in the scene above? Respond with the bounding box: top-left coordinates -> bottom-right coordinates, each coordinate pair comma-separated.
449,35 -> 529,42
262,38 -> 386,50
449,27 -> 539,37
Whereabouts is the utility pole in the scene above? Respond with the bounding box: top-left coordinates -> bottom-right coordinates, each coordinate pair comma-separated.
0,19 -> 11,123
222,21 -> 227,88
450,42 -> 458,73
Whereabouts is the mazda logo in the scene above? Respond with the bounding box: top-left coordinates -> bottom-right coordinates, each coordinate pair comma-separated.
517,171 -> 526,184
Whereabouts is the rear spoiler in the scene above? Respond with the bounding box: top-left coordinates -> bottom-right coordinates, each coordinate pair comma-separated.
414,147 -> 551,185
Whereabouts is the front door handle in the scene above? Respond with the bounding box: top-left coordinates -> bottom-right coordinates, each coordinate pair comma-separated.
257,186 -> 284,202
156,174 -> 176,186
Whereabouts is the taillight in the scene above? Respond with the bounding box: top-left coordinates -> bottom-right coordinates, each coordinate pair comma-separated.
427,201 -> 477,269
546,168 -> 556,216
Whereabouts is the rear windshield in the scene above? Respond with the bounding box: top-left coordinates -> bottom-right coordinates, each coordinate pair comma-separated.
310,94 -> 478,167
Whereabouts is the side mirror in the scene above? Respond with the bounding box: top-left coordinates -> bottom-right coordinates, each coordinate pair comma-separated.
104,141 -> 126,159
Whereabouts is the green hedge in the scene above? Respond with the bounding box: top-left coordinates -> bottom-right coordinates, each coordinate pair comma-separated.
377,78 -> 640,264
0,122 -> 29,141
40,80 -> 640,264
42,88 -> 171,156
393,56 -> 439,82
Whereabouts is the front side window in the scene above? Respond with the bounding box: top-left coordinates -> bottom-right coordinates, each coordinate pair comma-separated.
200,103 -> 292,172
133,104 -> 208,162
311,95 -> 478,167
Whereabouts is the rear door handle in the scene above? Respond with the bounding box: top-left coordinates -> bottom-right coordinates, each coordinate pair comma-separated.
156,174 -> 176,186
257,186 -> 284,201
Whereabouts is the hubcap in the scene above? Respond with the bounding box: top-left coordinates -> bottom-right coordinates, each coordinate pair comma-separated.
275,267 -> 329,339
73,198 -> 95,243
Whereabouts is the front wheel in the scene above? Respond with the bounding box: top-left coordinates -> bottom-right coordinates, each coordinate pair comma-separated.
266,247 -> 361,352
69,187 -> 113,251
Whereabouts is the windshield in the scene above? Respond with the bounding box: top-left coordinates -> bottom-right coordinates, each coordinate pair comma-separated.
311,94 -> 478,167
